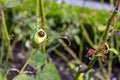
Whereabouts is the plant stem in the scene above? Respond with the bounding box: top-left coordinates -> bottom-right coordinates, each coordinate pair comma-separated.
36,0 -> 40,26
1,11 -> 11,68
40,0 -> 46,27
84,57 -> 98,72
74,57 -> 97,80
20,49 -> 39,74
98,58 -> 107,78
53,49 -> 69,63
107,53 -> 112,80
102,12 -> 117,41
58,39 -> 78,61
107,38 -> 114,80
81,24 -> 96,49
0,28 -> 4,65
101,0 -> 120,41
40,0 -> 46,54
79,40 -> 83,61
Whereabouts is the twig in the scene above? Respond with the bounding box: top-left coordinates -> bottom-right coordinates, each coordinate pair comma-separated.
40,0 -> 46,54
1,11 -> 11,68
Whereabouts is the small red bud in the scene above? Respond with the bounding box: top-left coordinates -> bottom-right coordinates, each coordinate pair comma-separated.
99,41 -> 106,52
86,49 -> 95,57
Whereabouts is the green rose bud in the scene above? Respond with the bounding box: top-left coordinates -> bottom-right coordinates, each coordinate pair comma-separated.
33,28 -> 47,44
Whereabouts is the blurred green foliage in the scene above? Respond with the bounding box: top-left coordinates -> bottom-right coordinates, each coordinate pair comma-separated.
2,0 -> 120,62
1,0 -> 120,79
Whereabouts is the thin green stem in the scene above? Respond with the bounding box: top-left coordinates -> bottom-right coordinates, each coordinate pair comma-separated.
100,0 -> 120,42
107,38 -> 114,80
1,11 -> 11,68
41,42 -> 46,54
84,57 -> 98,72
40,0 -> 46,27
0,28 -> 4,65
39,0 -> 46,54
107,53 -> 112,80
58,39 -> 78,61
79,40 -> 83,61
81,24 -> 96,49
36,0 -> 40,26
102,12 -> 117,41
53,49 -> 69,63
54,48 -> 85,80
98,58 -> 107,78
74,57 -> 97,80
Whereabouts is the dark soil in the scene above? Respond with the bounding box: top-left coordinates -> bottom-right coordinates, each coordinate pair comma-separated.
1,42 -> 120,80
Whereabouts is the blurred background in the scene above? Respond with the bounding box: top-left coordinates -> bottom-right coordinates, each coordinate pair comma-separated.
0,0 -> 120,80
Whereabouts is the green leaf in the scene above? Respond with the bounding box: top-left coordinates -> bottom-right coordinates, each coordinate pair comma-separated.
74,35 -> 80,45
27,49 -> 46,69
3,0 -> 23,8
36,63 -> 61,80
96,24 -> 106,32
30,28 -> 38,41
74,73 -> 84,80
105,42 -> 109,49
108,48 -> 119,55
0,71 -> 6,80
13,74 -> 35,80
